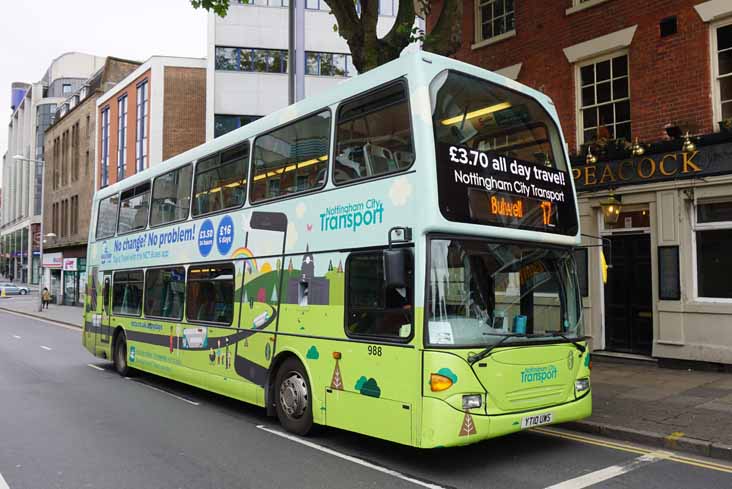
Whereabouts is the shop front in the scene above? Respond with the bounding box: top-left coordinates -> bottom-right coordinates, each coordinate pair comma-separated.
573,136 -> 732,365
61,257 -> 86,307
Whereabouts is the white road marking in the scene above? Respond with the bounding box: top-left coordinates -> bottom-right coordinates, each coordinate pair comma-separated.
12,335 -> 21,339
87,364 -> 105,371
256,425 -> 448,489
125,378 -> 200,406
544,451 -> 670,489
40,345 -> 52,351
0,471 -> 10,489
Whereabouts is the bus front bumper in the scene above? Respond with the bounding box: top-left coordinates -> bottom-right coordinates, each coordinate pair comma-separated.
420,391 -> 592,448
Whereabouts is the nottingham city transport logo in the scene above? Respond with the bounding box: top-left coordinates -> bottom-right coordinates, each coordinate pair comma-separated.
520,366 -> 558,384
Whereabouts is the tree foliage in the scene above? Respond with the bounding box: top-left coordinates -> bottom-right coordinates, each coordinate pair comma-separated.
190,0 -> 463,72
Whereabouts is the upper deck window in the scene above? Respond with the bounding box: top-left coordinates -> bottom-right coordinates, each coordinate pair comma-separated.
118,182 -> 151,234
151,164 -> 193,226
334,81 -> 414,184
430,70 -> 577,235
192,142 -> 249,216
96,194 -> 119,239
251,110 -> 330,202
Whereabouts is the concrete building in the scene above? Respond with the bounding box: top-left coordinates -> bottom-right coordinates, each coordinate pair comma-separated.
95,56 -> 207,189
438,0 -> 732,366
1,53 -> 105,285
43,57 -> 141,305
206,0 -> 401,140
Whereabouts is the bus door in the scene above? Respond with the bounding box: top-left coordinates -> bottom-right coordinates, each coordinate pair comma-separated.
236,211 -> 288,391
325,248 -> 418,446
98,272 -> 112,349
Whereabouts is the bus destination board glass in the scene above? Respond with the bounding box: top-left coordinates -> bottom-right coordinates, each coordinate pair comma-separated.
436,143 -> 578,235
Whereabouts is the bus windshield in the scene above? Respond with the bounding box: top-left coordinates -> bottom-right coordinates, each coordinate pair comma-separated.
427,238 -> 583,348
430,70 -> 578,235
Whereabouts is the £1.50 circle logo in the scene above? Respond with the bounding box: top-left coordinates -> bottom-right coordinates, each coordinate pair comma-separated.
198,219 -> 214,257
217,215 -> 234,255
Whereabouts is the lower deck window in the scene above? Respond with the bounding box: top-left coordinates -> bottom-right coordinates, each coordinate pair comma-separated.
145,267 -> 185,319
187,264 -> 235,324
345,252 -> 413,339
112,270 -> 144,316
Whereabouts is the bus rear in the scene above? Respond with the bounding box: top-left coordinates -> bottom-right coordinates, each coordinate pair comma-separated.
419,67 -> 590,447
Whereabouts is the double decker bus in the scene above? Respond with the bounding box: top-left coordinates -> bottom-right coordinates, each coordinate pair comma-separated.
83,51 -> 590,448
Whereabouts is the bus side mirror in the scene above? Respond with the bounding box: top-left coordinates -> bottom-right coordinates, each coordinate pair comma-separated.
383,249 -> 411,289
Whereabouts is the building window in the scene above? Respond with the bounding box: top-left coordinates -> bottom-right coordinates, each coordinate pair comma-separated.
305,52 -> 354,76
62,83 -> 72,95
476,0 -> 515,43
715,23 -> 732,121
72,122 -> 80,182
215,47 -> 289,74
578,53 -> 631,144
696,200 -> 732,299
214,114 -> 262,138
136,80 -> 149,172
117,95 -> 128,180
100,106 -> 110,187
70,195 -> 79,235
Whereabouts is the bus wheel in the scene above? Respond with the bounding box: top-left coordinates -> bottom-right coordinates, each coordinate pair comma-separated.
114,332 -> 130,377
275,358 -> 313,436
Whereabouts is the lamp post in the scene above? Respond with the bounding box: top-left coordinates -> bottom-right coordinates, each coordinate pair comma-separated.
13,155 -> 48,311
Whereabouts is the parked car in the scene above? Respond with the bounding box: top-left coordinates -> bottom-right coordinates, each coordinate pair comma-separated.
0,283 -> 30,295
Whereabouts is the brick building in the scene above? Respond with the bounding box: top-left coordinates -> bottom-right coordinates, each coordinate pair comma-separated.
43,57 -> 141,305
95,56 -> 206,189
435,0 -> 732,365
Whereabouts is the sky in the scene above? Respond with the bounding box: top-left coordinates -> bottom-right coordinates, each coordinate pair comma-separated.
0,0 -> 207,186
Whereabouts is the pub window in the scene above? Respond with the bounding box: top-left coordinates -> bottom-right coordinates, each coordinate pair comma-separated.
145,267 -> 186,319
475,0 -> 516,43
251,110 -> 330,202
151,164 -> 193,226
578,53 -> 631,144
186,263 -> 235,324
118,182 -> 151,234
112,270 -> 144,316
96,194 -> 119,239
334,81 -> 414,184
345,251 -> 413,339
192,143 -> 249,216
714,22 -> 732,121
574,248 -> 589,297
695,200 -> 732,299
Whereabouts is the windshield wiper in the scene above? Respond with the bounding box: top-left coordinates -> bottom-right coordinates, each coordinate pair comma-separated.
542,331 -> 586,353
468,333 -> 525,365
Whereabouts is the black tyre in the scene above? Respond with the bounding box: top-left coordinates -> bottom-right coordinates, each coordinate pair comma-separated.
275,357 -> 313,436
19,289 -> 27,295
114,332 -> 131,376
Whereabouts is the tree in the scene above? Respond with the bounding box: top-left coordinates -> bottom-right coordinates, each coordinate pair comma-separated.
190,0 -> 463,72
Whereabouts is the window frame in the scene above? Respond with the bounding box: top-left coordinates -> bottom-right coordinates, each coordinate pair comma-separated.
100,105 -> 110,187
250,107 -> 332,205
136,79 -> 149,172
117,95 -> 128,180
711,17 -> 732,129
185,262 -> 236,326
95,193 -> 120,240
116,181 -> 152,236
149,163 -> 193,229
474,0 -> 517,47
144,266 -> 187,321
692,197 -> 732,302
112,269 -> 145,317
343,248 -> 415,343
191,141 -> 250,218
575,50 -> 631,148
332,78 -> 415,188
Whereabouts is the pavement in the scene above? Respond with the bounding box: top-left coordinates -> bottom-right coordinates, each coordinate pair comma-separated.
2,296 -> 732,463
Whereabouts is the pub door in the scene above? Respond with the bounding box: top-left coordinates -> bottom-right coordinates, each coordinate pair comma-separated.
604,234 -> 653,355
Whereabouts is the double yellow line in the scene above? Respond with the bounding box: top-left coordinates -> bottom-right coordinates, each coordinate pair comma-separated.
533,427 -> 732,474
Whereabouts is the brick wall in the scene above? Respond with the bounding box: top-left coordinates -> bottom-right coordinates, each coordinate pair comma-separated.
162,67 -> 206,161
430,0 -> 715,152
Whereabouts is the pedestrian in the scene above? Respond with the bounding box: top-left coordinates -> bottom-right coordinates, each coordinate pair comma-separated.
42,287 -> 51,309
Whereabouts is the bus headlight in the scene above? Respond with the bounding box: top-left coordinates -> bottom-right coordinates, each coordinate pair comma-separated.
462,394 -> 482,410
575,378 -> 590,393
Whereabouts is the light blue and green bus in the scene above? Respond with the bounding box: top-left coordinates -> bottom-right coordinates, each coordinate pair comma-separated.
83,51 -> 590,448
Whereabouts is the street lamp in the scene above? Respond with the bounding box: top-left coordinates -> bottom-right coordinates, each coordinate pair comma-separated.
13,154 -> 46,311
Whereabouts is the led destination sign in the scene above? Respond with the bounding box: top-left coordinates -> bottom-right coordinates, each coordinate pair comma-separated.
436,143 -> 577,235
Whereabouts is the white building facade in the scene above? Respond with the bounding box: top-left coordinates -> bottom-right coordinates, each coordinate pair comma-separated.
1,52 -> 105,284
206,0 -> 401,140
